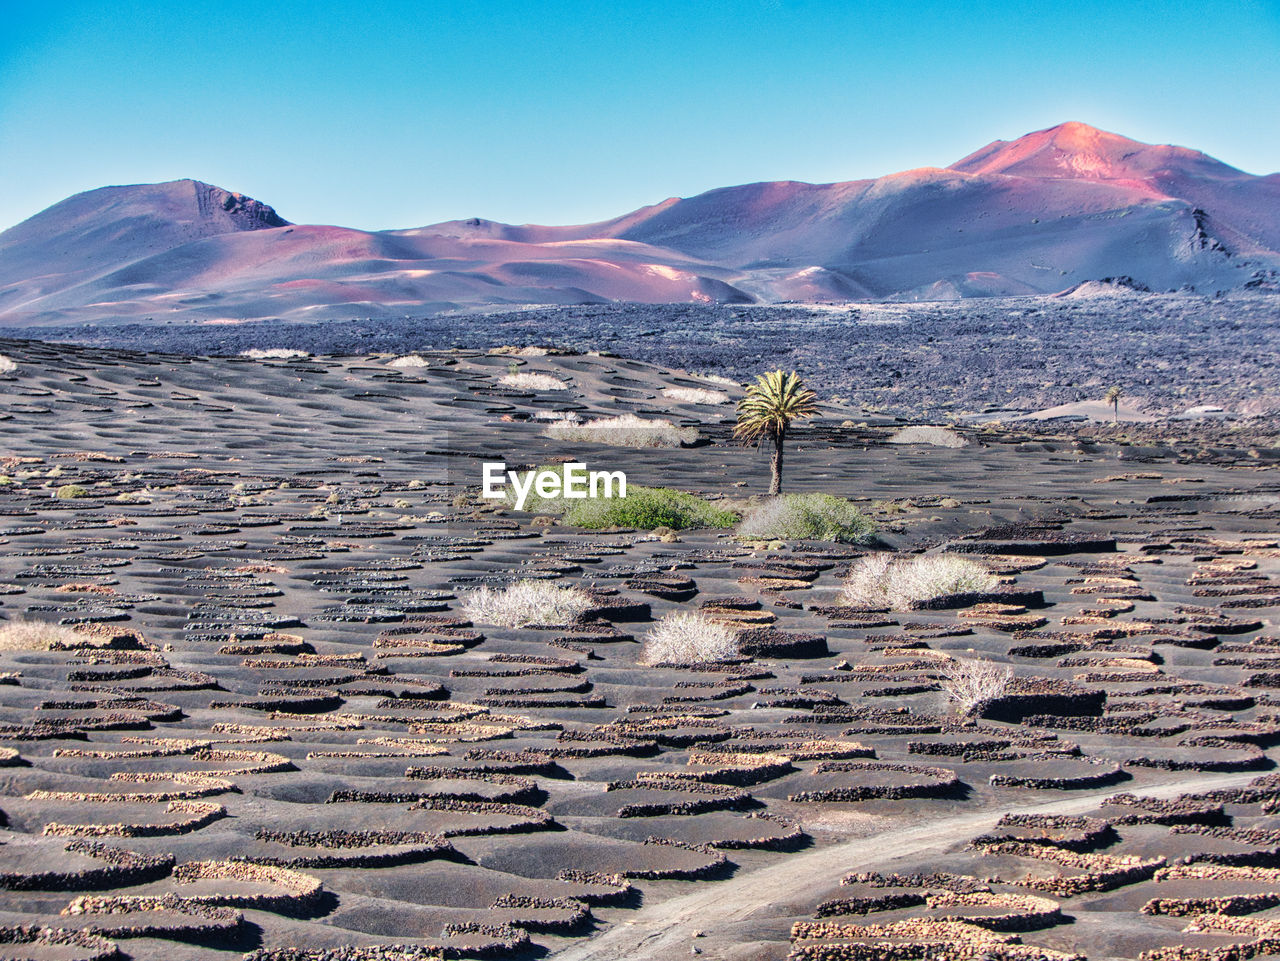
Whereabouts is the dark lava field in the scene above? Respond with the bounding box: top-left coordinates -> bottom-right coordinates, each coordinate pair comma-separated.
5,292 -> 1278,420
0,339 -> 1277,961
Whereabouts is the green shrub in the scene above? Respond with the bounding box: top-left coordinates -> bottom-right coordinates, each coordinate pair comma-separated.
55,484 -> 89,499
566,486 -> 737,531
498,463 -> 576,515
504,466 -> 737,531
737,493 -> 875,543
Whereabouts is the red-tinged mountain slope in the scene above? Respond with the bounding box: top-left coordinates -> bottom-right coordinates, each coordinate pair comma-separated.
0,123 -> 1275,325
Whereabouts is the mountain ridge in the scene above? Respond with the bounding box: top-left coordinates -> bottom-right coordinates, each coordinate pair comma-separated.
1,122 -> 1277,326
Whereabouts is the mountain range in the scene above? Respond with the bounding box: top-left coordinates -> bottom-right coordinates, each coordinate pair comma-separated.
2,121 -> 1278,326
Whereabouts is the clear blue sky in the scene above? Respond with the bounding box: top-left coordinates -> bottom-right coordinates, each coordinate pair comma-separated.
2,0 -> 1278,233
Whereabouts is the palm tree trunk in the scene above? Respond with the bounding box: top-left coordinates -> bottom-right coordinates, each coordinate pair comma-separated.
769,427 -> 784,495
1112,400 -> 1118,423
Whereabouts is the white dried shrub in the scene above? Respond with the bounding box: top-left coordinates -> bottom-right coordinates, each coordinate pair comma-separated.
490,345 -> 551,357
888,425 -> 968,448
696,373 -> 739,387
462,580 -> 592,628
941,658 -> 1013,714
239,348 -> 309,360
499,372 -> 570,391
840,554 -> 997,610
640,612 -> 740,665
546,413 -> 697,449
388,354 -> 430,368
662,386 -> 729,405
0,619 -> 86,651
532,410 -> 581,423
0,355 -> 17,374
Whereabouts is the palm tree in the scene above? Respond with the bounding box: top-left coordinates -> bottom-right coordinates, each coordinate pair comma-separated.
1104,385 -> 1123,423
734,370 -> 819,495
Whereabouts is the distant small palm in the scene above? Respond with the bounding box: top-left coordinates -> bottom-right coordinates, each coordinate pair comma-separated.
735,370 -> 818,495
1104,385 -> 1123,423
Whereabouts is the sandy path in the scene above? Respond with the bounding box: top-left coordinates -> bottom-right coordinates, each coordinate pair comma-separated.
549,770 -> 1263,961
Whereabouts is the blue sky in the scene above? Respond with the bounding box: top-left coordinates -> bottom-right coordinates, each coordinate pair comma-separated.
2,0 -> 1278,232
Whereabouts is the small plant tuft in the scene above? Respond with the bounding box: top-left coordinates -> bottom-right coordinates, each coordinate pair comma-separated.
737,493 -> 875,543
462,580 -> 593,628
0,619 -> 87,651
840,554 -> 997,610
662,386 -> 729,405
941,658 -> 1013,714
640,612 -> 740,665
547,413 -> 697,448
499,372 -> 570,391
239,348 -> 309,360
388,354 -> 430,368
888,426 -> 968,448
695,373 -> 739,388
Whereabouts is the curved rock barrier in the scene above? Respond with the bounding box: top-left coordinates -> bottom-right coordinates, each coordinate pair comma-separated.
408,798 -> 556,835
1142,863 -> 1280,916
244,946 -> 445,961
1156,914 -> 1280,961
789,918 -> 1084,961
0,924 -> 122,961
606,777 -> 754,817
437,921 -> 530,957
637,751 -> 795,787
0,840 -> 173,891
976,841 -> 1165,896
554,869 -> 633,905
1101,792 -> 1226,826
989,758 -> 1128,791
1124,743 -> 1269,773
948,534 -> 1118,556
971,813 -> 1116,852
61,894 -> 243,939
42,799 -> 227,838
624,837 -> 729,880
924,890 -> 1064,932
911,589 -> 1046,612
788,760 -> 961,803
489,893 -> 592,933
172,859 -> 326,914
980,679 -> 1106,723
736,627 -> 830,659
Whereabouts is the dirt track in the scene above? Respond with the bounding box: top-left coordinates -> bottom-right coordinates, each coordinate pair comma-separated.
549,770 -> 1265,961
